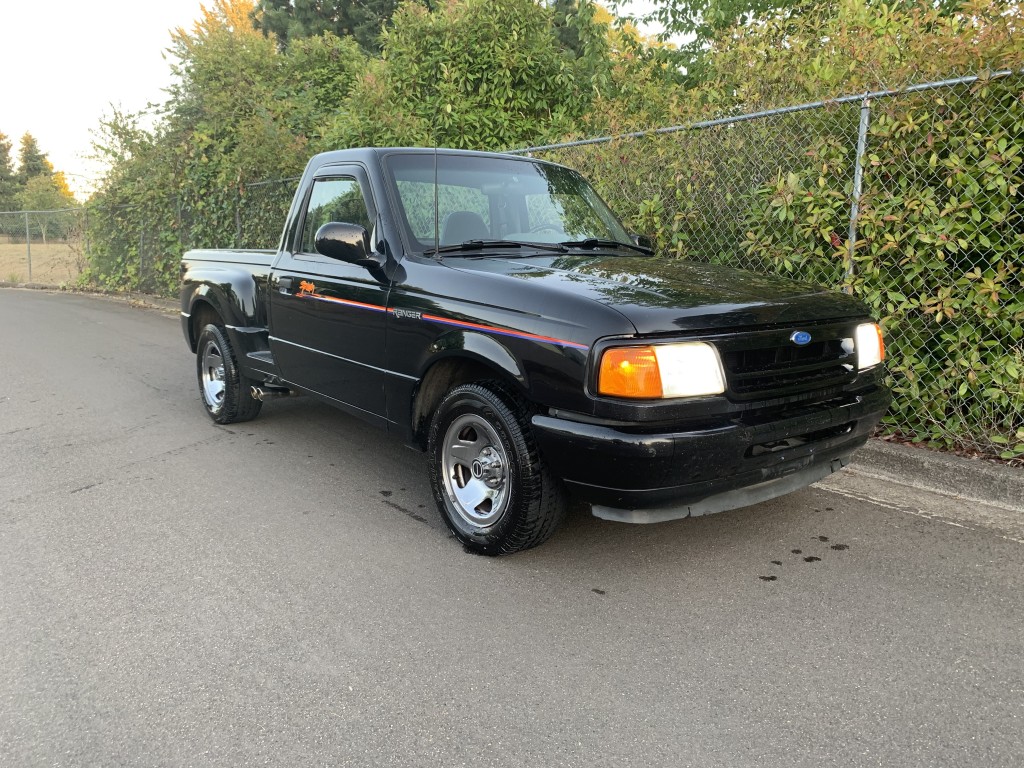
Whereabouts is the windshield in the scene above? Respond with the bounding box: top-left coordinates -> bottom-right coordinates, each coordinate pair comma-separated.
383,153 -> 633,254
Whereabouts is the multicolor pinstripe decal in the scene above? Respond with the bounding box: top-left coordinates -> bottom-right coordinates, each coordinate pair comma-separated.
294,281 -> 588,351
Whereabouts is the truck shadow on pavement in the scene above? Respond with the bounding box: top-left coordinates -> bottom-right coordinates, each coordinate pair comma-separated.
240,397 -> 860,584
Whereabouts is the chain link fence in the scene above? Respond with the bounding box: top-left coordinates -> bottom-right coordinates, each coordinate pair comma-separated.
0,179 -> 299,291
511,71 -> 1024,458
0,208 -> 90,285
100,178 -> 300,293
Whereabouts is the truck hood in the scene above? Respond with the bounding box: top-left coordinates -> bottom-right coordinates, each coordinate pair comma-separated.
445,253 -> 869,335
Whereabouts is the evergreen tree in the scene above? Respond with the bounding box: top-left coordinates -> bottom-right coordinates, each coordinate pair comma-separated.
255,0 -> 405,53
551,0 -> 586,58
16,133 -> 52,185
0,132 -> 20,211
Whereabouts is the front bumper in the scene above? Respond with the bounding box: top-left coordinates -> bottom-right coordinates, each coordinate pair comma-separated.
531,385 -> 890,522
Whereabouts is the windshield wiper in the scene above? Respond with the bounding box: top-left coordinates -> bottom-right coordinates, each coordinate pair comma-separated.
560,238 -> 653,255
432,239 -> 568,256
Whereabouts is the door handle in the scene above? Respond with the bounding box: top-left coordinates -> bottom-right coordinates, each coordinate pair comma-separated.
278,276 -> 294,295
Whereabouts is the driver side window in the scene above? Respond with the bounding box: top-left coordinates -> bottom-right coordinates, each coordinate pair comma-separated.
299,177 -> 371,254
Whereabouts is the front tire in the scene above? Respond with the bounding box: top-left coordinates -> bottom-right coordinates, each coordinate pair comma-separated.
427,383 -> 566,555
196,323 -> 262,424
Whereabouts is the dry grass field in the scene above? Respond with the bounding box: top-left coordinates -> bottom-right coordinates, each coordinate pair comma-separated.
0,241 -> 86,284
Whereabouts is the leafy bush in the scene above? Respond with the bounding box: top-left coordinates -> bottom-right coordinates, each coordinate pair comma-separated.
326,0 -> 601,149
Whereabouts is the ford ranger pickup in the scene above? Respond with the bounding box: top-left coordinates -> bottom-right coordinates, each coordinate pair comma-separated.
180,148 -> 890,554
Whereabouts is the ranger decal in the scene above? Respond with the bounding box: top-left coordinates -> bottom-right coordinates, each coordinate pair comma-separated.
294,283 -> 586,349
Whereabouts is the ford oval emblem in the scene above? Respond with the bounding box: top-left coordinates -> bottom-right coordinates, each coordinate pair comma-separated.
790,331 -> 812,346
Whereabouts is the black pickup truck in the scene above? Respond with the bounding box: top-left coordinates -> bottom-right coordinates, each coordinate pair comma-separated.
180,148 -> 889,554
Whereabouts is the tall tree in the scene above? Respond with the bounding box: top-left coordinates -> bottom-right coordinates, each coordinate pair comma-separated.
18,173 -> 78,242
254,0 -> 404,53
0,132 -> 19,211
327,0 -> 592,150
625,0 -> 971,86
620,0 -> 807,85
700,0 -> 1019,106
16,133 -> 52,185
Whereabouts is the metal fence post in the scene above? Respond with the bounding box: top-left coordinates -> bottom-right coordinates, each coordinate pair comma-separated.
24,211 -> 32,282
846,96 -> 872,292
235,185 -> 243,248
83,207 -> 90,262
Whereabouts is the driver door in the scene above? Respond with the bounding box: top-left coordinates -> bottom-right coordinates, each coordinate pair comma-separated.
268,168 -> 389,421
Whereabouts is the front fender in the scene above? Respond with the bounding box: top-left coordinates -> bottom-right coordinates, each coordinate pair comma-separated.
422,329 -> 527,388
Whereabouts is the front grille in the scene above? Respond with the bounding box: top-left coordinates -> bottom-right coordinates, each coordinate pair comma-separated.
716,324 -> 858,401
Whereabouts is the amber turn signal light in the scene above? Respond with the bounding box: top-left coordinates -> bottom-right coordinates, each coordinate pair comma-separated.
598,342 -> 727,399
598,346 -> 663,398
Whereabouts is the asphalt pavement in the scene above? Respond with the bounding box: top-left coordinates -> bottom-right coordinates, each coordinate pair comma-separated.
1,288 -> 1022,767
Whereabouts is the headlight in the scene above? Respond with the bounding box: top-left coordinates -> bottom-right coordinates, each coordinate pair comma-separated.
597,342 -> 726,399
855,322 -> 885,369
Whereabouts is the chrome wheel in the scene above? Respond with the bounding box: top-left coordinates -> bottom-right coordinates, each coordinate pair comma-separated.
195,323 -> 262,424
428,383 -> 567,554
200,338 -> 226,409
441,413 -> 510,529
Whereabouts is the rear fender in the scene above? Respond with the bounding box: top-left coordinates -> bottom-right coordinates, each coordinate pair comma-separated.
181,265 -> 263,352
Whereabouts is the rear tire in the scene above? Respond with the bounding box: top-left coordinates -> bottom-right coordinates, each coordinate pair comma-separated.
196,323 -> 262,424
427,382 -> 566,555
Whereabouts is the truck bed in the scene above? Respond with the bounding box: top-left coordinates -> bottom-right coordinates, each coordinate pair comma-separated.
182,248 -> 276,266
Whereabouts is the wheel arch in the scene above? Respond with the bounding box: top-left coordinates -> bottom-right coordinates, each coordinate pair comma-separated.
186,296 -> 225,353
410,345 -> 530,450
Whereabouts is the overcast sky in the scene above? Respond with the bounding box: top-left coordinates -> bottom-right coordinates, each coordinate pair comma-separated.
1,1 -> 663,199
1,1 -> 207,198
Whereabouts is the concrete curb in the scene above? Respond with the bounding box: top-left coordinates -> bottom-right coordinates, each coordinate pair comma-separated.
850,438 -> 1024,513
0,282 -> 179,314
